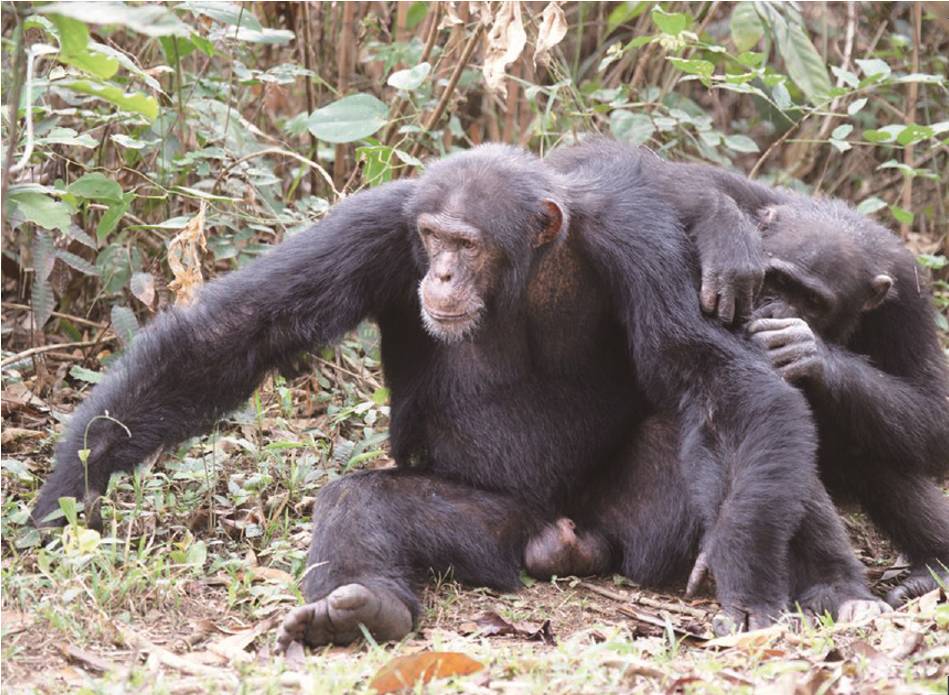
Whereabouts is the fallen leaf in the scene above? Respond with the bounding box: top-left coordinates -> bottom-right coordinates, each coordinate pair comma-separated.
0,610 -> 34,634
703,623 -> 784,650
482,1 -> 526,95
370,652 -> 483,693
167,202 -> 207,305
206,616 -> 278,662
248,566 -> 294,584
533,2 -> 568,65
0,427 -> 45,445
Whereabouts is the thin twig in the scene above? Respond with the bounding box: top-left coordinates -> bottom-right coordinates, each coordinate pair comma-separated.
316,356 -> 383,390
900,1 -> 922,238
1,338 -> 116,368
409,22 -> 485,159
579,581 -> 709,620
2,302 -> 109,329
215,147 -> 340,198
299,1 -> 320,195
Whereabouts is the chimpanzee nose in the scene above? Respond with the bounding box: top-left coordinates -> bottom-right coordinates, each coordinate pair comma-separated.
436,269 -> 453,283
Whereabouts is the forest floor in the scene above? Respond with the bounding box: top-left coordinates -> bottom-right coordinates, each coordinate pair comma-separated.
2,352 -> 948,694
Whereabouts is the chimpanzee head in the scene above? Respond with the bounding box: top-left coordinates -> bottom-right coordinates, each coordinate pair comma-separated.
754,200 -> 896,343
405,145 -> 569,343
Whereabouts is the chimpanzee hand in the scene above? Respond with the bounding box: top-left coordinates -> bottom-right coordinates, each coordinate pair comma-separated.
747,317 -> 826,384
699,237 -> 765,326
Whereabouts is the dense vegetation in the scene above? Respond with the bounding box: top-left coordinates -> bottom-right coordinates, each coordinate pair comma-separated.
1,2 -> 947,692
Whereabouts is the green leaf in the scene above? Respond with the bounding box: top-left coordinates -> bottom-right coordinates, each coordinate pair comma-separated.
856,196 -> 887,215
610,110 -> 655,146
97,193 -> 134,241
372,387 -> 390,405
63,80 -> 159,121
56,249 -> 99,276
730,2 -> 764,52
863,125 -> 904,143
724,134 -> 759,153
773,15 -> 832,103
650,7 -> 691,36
48,14 -> 119,79
111,305 -> 139,346
182,1 -> 262,31
387,62 -> 431,91
41,2 -> 189,37
607,1 -> 649,35
896,124 -> 934,146
831,124 -> 853,140
31,230 -> 57,328
68,172 -> 122,202
8,192 -> 72,231
771,82 -> 792,110
306,93 -> 389,144
855,58 -> 891,79
667,57 -> 714,78
230,26 -> 294,44
889,205 -> 913,225
406,2 -> 428,30
70,365 -> 103,383
110,134 -> 159,150
35,127 -> 98,148
847,97 -> 868,115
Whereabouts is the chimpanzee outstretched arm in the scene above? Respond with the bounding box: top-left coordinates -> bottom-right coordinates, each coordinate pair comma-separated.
33,180 -> 419,525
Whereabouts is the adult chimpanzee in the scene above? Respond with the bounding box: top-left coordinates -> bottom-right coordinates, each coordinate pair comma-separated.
526,171 -> 949,608
32,140 -> 870,648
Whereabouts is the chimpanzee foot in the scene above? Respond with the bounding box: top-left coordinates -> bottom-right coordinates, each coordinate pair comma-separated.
275,583 -> 413,653
796,582 -> 888,623
837,599 -> 889,623
885,564 -> 948,607
711,605 -> 777,636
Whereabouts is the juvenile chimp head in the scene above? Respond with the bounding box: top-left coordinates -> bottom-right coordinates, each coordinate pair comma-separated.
754,200 -> 896,343
405,145 -> 569,343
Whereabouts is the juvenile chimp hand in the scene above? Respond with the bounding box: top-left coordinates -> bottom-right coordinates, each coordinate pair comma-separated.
699,241 -> 765,326
747,317 -> 826,384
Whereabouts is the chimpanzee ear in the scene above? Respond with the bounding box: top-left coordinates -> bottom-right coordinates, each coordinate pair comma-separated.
758,205 -> 780,226
534,199 -> 568,248
863,273 -> 894,311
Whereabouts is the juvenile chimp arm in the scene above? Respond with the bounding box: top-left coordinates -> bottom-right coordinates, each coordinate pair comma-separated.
32,181 -> 419,525
749,296 -> 949,473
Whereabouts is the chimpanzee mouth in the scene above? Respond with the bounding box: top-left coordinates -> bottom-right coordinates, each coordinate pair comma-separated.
426,310 -> 474,322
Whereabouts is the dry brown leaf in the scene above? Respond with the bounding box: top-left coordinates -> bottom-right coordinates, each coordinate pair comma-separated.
533,2 -> 568,65
206,616 -> 278,663
369,651 -> 484,693
482,1 -> 526,95
130,271 -> 156,308
0,427 -> 45,445
248,566 -> 294,584
703,623 -> 785,650
167,202 -> 207,305
1,610 -> 34,634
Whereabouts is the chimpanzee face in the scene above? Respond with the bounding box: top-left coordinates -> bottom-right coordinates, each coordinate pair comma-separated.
415,212 -> 504,343
754,204 -> 894,343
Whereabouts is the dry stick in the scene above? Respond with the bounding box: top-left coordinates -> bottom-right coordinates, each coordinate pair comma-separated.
333,2 -> 357,187
579,581 -> 709,620
2,302 -> 109,330
381,4 -> 443,147
900,1 -> 922,239
1,338 -> 116,368
409,23 -> 485,160
299,1 -> 320,195
215,147 -> 339,198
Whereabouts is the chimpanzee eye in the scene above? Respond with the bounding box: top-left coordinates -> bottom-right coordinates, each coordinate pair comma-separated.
460,238 -> 474,250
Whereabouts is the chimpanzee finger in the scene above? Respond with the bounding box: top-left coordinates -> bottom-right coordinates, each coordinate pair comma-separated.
718,283 -> 737,325
767,343 -> 813,368
735,281 -> 756,323
700,273 -> 720,315
685,551 -> 709,598
749,328 -> 794,350
747,317 -> 803,335
778,356 -> 819,382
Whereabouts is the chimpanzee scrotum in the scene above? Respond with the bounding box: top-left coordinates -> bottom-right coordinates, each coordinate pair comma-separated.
32,140 -> 866,647
527,175 -> 949,608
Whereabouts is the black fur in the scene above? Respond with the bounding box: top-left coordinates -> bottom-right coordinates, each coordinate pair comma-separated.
33,140 -> 865,634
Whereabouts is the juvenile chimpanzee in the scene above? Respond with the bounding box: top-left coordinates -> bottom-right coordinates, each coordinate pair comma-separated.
32,140 -> 868,647
527,173 -> 949,608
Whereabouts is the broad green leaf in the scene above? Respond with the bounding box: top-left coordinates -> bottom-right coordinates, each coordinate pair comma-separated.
90,42 -> 163,91
610,110 -> 655,146
863,125 -> 904,143
607,1 -> 649,35
830,66 -> 859,88
97,193 -> 134,241
856,196 -> 887,215
895,73 -> 945,85
68,172 -> 122,202
896,124 -> 934,146
829,139 -> 851,153
773,15 -> 832,103
48,14 -> 119,78
855,58 -> 891,79
406,2 -> 428,30
650,8 -> 691,36
56,249 -> 99,276
110,134 -> 159,150
231,27 -> 295,44
667,57 -> 714,78
96,243 -> 140,293
724,134 -> 760,153
771,82 -> 792,110
730,2 -> 764,52
847,97 -> 868,115
387,62 -> 431,91
31,230 -> 57,328
69,365 -> 103,383
889,205 -> 913,225
736,51 -> 764,68
41,2 -> 189,37
111,305 -> 139,346
63,81 -> 159,121
831,124 -> 853,140
307,94 -> 389,144
182,1 -> 262,31
36,127 -> 98,148
9,192 -> 72,230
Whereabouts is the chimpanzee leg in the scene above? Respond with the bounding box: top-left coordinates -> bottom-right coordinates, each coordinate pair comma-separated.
788,480 -> 889,622
276,469 -> 539,650
848,467 -> 949,606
